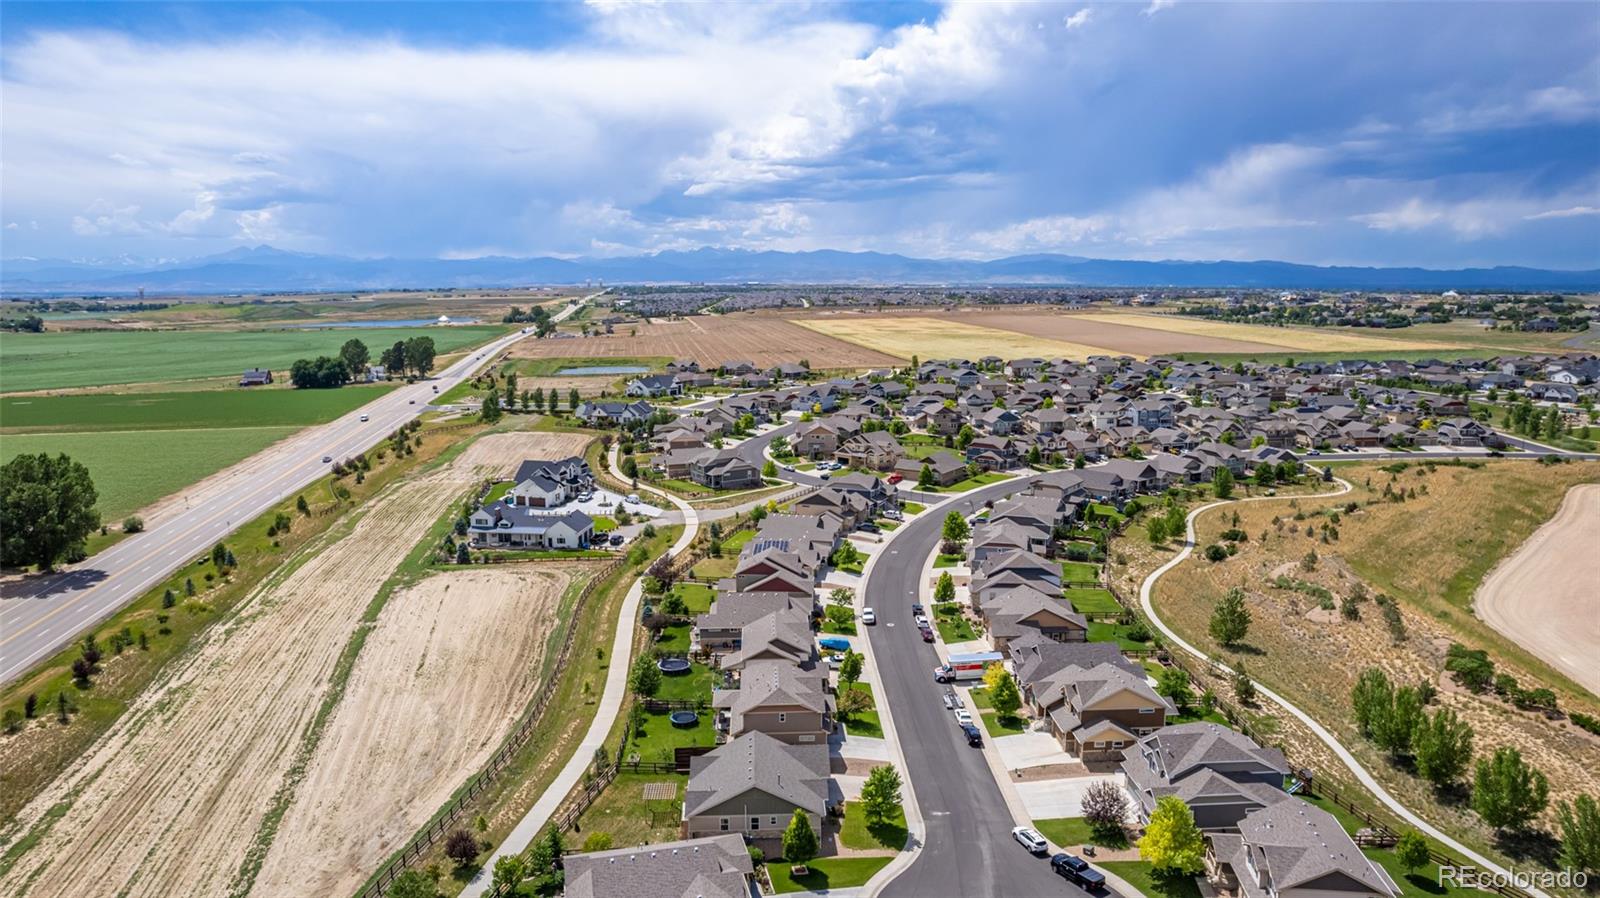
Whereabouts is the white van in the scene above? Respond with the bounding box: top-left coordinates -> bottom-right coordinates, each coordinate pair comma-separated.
359,414 -> 369,422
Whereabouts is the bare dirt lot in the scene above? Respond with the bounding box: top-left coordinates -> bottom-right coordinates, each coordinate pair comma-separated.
253,565 -> 591,897
0,429 -> 593,898
505,314 -> 899,369
1475,483 -> 1600,697
974,309 -> 1292,355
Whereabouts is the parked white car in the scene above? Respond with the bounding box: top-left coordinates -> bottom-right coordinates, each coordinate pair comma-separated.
1012,826 -> 1049,855
861,608 -> 877,625
625,493 -> 640,504
954,708 -> 974,726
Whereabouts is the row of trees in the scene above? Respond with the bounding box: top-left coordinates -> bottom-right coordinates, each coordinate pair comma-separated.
1349,665 -> 1597,863
292,336 -> 437,389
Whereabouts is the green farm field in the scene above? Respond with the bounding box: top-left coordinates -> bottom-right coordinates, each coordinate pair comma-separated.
0,384 -> 394,432
1,426 -> 300,520
0,324 -> 506,392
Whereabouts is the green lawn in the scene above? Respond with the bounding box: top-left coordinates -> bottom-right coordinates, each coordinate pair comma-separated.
933,603 -> 980,642
573,771 -> 687,848
591,515 -> 618,533
877,519 -> 901,531
979,708 -> 1028,737
839,801 -> 908,851
626,709 -> 717,766
1059,560 -> 1100,584
1086,503 -> 1127,526
821,614 -> 858,635
936,472 -> 1011,492
505,355 -> 671,377
768,856 -> 894,893
1,426 -> 300,521
654,622 -> 692,654
672,581 -> 716,615
933,553 -> 963,568
0,384 -> 397,432
1032,816 -> 1130,849
653,661 -> 716,703
1087,620 -> 1155,651
900,501 -> 926,515
0,324 -> 507,391
1169,707 -> 1230,726
1100,862 -> 1203,898
1063,587 -> 1122,614
839,682 -> 883,738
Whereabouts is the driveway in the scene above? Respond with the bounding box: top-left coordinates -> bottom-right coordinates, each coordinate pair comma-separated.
994,732 -> 1075,771
1015,774 -> 1132,821
574,487 -> 662,518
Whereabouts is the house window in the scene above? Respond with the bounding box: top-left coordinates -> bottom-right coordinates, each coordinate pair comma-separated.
1139,707 -> 1155,714
778,713 -> 787,723
720,818 -> 729,832
771,816 -> 780,827
750,817 -> 761,831
1092,741 -> 1105,748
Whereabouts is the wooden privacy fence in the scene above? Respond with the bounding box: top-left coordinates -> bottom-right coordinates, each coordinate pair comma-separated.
354,552 -> 629,898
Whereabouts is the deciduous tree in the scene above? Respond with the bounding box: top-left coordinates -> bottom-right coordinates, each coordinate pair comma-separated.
1413,707 -> 1474,787
1557,794 -> 1600,876
782,809 -> 819,865
1472,746 -> 1549,831
1080,780 -> 1130,836
860,764 -> 904,825
1395,831 -> 1430,876
1208,587 -> 1251,647
1139,796 -> 1205,873
1,452 -> 100,570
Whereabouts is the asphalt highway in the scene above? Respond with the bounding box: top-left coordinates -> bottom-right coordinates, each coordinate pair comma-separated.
0,305 -> 583,685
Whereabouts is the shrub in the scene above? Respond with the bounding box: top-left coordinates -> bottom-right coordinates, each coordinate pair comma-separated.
1203,544 -> 1228,562
121,516 -> 144,534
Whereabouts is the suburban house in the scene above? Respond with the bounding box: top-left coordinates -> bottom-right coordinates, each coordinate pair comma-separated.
1206,802 -> 1400,898
694,593 -> 812,653
506,457 -> 594,507
682,731 -> 832,850
466,505 -> 595,550
712,659 -> 831,745
793,418 -> 854,458
561,833 -> 755,898
626,373 -> 683,398
239,368 -> 273,386
1120,723 -> 1291,829
894,450 -> 967,487
576,400 -> 655,426
791,488 -> 872,529
689,448 -> 764,490
1028,661 -> 1172,760
981,586 -> 1089,651
720,609 -> 816,670
834,430 -> 903,471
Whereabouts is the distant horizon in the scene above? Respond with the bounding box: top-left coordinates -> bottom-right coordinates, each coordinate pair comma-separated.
3,2 -> 1597,271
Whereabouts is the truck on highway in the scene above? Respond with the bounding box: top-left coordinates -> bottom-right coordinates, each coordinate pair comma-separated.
933,651 -> 1004,683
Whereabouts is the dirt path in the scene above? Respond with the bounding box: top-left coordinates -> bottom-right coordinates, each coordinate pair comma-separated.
253,566 -> 583,897
0,429 -> 593,898
1475,483 -> 1600,698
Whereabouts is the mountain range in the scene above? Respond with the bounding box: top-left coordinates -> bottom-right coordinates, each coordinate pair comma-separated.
3,245 -> 1597,294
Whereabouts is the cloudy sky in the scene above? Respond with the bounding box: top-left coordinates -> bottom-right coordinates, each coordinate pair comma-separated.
2,0 -> 1597,268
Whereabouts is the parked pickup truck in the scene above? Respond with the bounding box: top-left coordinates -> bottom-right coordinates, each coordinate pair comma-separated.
1051,854 -> 1107,891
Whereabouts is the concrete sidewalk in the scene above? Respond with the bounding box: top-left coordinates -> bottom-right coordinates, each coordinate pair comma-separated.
460,447 -> 700,897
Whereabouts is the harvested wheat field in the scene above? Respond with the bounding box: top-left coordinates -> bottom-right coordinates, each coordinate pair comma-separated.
506,315 -> 897,368
0,429 -> 591,898
253,565 -> 592,897
972,309 -> 1290,356
793,313 -> 1112,360
1475,483 -> 1600,697
1071,311 -> 1449,352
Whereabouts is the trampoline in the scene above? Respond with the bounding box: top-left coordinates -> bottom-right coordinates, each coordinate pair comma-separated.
669,710 -> 699,727
657,657 -> 692,675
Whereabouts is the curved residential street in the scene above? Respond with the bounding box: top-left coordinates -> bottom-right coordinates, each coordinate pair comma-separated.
0,298 -> 593,686
1136,472 -> 1553,898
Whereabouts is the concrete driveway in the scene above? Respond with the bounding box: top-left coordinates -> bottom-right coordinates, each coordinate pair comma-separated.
576,487 -> 662,518
994,732 -> 1074,771
1016,773 -> 1133,821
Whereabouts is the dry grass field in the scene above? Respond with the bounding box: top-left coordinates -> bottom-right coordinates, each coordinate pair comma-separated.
1135,461 -> 1600,843
1071,311 -> 1450,352
1473,483 -> 1600,697
253,564 -> 594,897
792,313 -> 1112,360
505,314 -> 898,368
0,430 -> 591,898
972,309 -> 1289,355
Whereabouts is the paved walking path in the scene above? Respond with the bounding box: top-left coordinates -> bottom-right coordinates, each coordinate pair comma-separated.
1137,472 -> 1550,898
460,446 -> 699,897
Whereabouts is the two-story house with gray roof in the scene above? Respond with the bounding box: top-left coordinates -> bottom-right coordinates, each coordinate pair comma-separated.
682,732 -> 832,851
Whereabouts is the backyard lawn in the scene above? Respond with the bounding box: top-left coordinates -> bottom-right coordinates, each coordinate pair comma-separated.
1063,587 -> 1123,614
692,528 -> 755,579
1299,793 -> 1497,898
672,581 -> 715,615
627,709 -> 717,766
573,771 -> 687,847
838,682 -> 883,738
768,857 -> 894,894
654,622 -> 692,654
839,801 -> 908,851
935,472 -> 1011,492
1087,620 -> 1155,651
1058,560 -> 1100,583
653,662 -> 716,703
